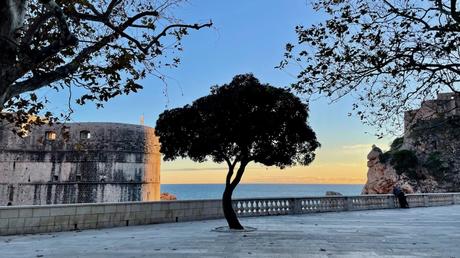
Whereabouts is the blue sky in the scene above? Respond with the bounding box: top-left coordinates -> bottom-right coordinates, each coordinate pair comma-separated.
41,1 -> 394,183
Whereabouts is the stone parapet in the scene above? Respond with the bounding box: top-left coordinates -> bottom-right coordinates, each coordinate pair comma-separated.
0,193 -> 459,236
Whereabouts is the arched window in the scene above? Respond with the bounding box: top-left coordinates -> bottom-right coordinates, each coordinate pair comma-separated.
80,130 -> 91,139
45,131 -> 56,140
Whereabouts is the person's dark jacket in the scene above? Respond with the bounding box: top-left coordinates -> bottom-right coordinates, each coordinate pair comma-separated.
393,186 -> 402,196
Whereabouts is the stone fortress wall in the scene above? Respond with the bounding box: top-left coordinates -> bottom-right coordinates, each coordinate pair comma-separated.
0,122 -> 161,206
404,92 -> 460,131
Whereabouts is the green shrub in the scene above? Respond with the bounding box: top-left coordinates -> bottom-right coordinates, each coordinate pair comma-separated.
379,137 -> 405,164
424,152 -> 448,181
390,137 -> 404,151
390,149 -> 418,177
379,152 -> 392,163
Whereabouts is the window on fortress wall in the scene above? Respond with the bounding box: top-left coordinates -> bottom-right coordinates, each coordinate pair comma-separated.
45,131 -> 56,140
80,130 -> 91,139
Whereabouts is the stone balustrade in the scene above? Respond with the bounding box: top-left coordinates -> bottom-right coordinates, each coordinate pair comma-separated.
234,193 -> 460,216
0,193 -> 459,236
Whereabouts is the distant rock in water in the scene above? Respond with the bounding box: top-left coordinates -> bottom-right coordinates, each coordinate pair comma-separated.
160,192 -> 177,201
325,191 -> 342,196
362,93 -> 460,194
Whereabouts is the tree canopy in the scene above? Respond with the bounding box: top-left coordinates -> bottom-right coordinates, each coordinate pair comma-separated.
0,0 -> 211,133
156,74 -> 319,229
280,0 -> 460,136
156,74 -> 319,168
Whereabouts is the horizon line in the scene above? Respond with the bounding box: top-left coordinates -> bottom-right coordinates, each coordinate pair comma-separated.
161,182 -> 365,185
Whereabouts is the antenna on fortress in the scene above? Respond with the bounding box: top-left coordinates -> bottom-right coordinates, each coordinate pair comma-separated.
140,114 -> 145,125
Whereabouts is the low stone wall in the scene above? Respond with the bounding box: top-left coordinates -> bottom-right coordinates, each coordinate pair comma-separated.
0,193 -> 459,236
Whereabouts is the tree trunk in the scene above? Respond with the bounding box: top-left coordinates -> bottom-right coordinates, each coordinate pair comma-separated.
222,160 -> 249,230
0,0 -> 26,65
0,0 -> 27,106
222,182 -> 243,229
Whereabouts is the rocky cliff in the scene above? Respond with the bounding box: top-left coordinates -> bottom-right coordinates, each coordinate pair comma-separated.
362,93 -> 460,194
362,145 -> 403,194
362,145 -> 418,194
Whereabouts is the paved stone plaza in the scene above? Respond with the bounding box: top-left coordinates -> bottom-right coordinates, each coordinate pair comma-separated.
0,205 -> 459,258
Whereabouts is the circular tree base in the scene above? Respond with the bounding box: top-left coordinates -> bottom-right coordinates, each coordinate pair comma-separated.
211,226 -> 257,233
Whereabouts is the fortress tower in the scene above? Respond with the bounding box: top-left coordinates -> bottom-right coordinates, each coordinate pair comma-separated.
404,92 -> 460,131
0,122 -> 161,206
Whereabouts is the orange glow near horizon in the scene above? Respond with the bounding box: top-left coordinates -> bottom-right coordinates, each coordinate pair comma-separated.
160,143 -> 378,185
161,164 -> 367,184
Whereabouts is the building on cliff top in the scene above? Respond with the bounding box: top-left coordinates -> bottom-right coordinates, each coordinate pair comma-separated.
0,122 -> 161,206
404,92 -> 460,131
363,92 -> 460,194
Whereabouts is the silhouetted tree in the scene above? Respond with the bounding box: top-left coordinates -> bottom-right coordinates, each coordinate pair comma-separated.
155,74 -> 320,229
0,0 -> 211,133
280,0 -> 460,136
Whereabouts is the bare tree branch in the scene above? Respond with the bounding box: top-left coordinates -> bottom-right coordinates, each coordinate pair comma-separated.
0,0 -> 212,130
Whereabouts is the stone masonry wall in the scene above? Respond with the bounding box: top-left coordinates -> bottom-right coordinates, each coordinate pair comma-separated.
0,122 -> 161,205
404,92 -> 460,131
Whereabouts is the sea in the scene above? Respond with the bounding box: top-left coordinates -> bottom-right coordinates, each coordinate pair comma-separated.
161,184 -> 364,200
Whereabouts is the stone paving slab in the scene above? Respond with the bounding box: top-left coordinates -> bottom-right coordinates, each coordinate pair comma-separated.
0,205 -> 459,258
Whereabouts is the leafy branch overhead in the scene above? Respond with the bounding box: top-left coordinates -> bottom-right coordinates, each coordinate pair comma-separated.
280,0 -> 460,136
0,0 -> 212,131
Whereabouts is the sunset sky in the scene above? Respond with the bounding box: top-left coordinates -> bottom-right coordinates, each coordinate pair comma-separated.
40,1 -> 396,184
